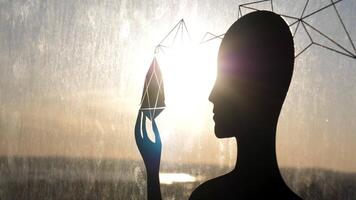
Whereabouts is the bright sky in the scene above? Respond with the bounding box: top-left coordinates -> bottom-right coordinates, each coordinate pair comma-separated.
0,0 -> 356,172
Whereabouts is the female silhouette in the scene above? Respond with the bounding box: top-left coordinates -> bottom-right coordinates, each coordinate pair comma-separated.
135,11 -> 302,199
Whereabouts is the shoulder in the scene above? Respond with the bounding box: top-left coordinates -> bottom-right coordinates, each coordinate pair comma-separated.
189,173 -> 303,200
189,173 -> 233,200
189,179 -> 218,200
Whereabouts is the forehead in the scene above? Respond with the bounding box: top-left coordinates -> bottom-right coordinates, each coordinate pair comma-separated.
217,45 -> 262,81
217,25 -> 262,77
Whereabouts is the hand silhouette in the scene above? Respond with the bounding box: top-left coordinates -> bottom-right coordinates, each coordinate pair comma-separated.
135,111 -> 162,200
135,111 -> 162,174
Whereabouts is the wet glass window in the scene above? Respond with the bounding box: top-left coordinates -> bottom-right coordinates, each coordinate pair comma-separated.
0,0 -> 355,199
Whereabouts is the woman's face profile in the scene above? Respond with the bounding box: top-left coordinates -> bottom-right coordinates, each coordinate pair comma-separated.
208,24 -> 262,139
209,70 -> 239,139
208,52 -> 254,139
208,11 -> 295,140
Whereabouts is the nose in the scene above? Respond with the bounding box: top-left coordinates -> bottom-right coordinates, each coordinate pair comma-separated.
209,83 -> 216,104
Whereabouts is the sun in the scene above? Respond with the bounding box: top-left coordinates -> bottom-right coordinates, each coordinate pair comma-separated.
156,41 -> 219,122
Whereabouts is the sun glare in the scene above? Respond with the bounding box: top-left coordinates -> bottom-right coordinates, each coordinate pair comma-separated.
159,173 -> 197,185
157,41 -> 218,119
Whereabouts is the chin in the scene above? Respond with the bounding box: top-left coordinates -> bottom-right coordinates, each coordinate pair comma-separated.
214,124 -> 235,138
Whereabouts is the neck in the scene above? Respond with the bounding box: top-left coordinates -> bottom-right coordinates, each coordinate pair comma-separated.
233,126 -> 282,182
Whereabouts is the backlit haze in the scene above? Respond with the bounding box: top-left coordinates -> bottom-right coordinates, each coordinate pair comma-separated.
0,0 -> 356,173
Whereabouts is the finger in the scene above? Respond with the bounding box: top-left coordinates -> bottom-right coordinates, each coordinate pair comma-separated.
152,119 -> 161,145
134,111 -> 143,145
142,112 -> 149,140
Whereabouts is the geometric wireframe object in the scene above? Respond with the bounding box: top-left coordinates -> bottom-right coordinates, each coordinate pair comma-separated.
200,32 -> 225,44
201,0 -> 356,59
140,19 -> 189,120
140,57 -> 165,120
154,19 -> 191,55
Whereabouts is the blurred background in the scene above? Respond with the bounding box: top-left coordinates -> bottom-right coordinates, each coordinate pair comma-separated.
0,0 -> 355,199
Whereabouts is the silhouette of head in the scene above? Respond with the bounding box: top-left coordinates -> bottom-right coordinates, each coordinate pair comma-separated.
209,11 -> 294,139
